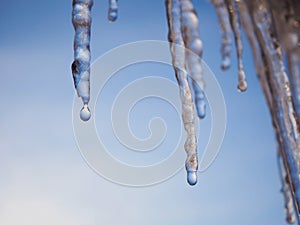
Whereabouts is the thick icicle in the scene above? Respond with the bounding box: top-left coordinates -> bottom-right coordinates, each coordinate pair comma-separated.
239,4 -> 295,220
268,0 -> 300,128
179,0 -> 206,119
165,0 -> 198,185
72,0 -> 93,121
226,0 -> 247,92
108,0 -> 118,22
239,1 -> 300,222
248,0 -> 300,220
211,0 -> 232,70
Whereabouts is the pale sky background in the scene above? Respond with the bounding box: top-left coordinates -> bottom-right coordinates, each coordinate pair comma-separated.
0,0 -> 288,224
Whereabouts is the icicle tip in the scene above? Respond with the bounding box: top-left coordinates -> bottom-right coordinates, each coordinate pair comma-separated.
237,80 -> 247,92
80,104 -> 91,121
187,170 -> 198,186
221,57 -> 231,71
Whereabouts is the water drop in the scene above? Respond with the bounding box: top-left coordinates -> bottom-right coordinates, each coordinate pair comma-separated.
221,57 -> 231,70
80,104 -> 91,121
108,0 -> 118,22
238,80 -> 247,92
108,11 -> 118,22
187,170 -> 197,186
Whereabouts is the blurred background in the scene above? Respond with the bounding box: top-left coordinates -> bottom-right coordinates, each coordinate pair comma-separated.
0,0 -> 285,224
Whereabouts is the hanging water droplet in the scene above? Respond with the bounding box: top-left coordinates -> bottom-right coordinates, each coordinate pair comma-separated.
221,57 -> 231,70
108,11 -> 117,22
187,170 -> 197,186
70,0 -> 300,212
238,80 -> 247,92
237,69 -> 247,92
238,70 -> 247,92
108,0 -> 118,22
80,104 -> 91,121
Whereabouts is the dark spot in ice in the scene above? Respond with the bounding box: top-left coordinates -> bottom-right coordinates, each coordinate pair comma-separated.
71,60 -> 80,87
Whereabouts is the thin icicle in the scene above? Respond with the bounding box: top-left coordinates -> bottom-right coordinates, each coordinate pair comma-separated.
108,0 -> 118,22
165,0 -> 198,186
179,0 -> 206,119
72,0 -> 93,121
237,0 -> 270,102
226,0 -> 247,92
211,0 -> 232,70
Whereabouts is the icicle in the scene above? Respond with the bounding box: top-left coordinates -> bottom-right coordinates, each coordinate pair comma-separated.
278,152 -> 296,224
283,174 -> 297,224
72,0 -> 93,122
108,0 -> 118,22
211,0 -> 232,70
287,54 -> 300,126
179,0 -> 206,119
165,0 -> 198,186
226,0 -> 247,92
236,0 -> 270,102
268,0 -> 300,129
248,0 -> 300,219
239,0 -> 300,220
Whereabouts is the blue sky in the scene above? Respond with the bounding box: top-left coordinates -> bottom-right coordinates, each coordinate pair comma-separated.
0,0 -> 287,224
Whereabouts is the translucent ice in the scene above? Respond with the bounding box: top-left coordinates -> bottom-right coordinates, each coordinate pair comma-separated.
211,0 -> 232,70
166,0 -> 198,185
226,0 -> 247,91
80,104 -> 91,121
72,0 -> 93,121
179,0 -> 206,119
70,1 -> 300,215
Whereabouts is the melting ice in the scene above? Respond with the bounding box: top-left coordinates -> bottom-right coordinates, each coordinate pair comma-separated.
71,0 -> 300,222
72,0 -> 93,121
